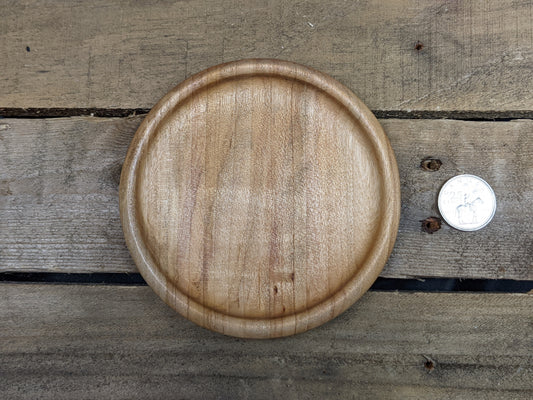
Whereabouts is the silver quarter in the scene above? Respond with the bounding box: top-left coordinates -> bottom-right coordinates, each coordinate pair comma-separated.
438,174 -> 496,231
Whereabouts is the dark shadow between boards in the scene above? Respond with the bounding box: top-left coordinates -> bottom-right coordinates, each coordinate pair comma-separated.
0,272 -> 531,293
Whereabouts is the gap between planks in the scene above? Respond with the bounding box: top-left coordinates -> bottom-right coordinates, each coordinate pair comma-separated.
2,108 -> 533,121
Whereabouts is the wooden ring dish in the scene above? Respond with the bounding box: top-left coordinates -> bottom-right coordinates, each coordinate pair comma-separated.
119,59 -> 400,338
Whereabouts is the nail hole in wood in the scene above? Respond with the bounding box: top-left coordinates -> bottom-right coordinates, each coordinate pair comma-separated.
421,217 -> 441,234
423,355 -> 436,373
420,157 -> 442,171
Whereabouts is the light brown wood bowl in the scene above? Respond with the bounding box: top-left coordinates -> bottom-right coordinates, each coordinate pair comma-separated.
119,59 -> 400,338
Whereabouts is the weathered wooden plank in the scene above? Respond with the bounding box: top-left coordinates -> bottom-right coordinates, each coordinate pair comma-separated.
0,117 -> 137,272
385,118 -> 533,280
1,0 -> 531,111
1,117 -> 532,279
0,285 -> 531,399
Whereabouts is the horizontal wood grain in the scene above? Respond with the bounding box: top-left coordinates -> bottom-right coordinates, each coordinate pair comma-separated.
1,0 -> 532,111
1,117 -> 531,279
0,284 -> 531,399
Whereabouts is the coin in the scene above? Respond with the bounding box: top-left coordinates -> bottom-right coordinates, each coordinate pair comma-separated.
437,174 -> 496,231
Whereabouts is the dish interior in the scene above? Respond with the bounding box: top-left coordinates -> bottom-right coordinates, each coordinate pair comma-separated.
135,74 -> 384,319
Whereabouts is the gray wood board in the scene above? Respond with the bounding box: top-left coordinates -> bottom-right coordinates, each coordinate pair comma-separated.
0,285 -> 531,399
1,0 -> 532,111
1,117 -> 531,279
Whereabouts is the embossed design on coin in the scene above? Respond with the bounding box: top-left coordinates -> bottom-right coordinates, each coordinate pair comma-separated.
438,174 -> 496,231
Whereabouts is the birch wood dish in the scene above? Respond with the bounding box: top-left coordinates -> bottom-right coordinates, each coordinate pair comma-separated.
119,59 -> 400,338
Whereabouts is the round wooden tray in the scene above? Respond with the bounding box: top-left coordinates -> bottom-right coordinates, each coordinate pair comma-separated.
119,59 -> 400,338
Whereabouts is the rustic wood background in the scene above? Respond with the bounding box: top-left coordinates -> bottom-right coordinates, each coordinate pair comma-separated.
1,0 -> 532,398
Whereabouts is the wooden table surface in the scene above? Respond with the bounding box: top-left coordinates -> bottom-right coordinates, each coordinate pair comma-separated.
1,1 -> 532,398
